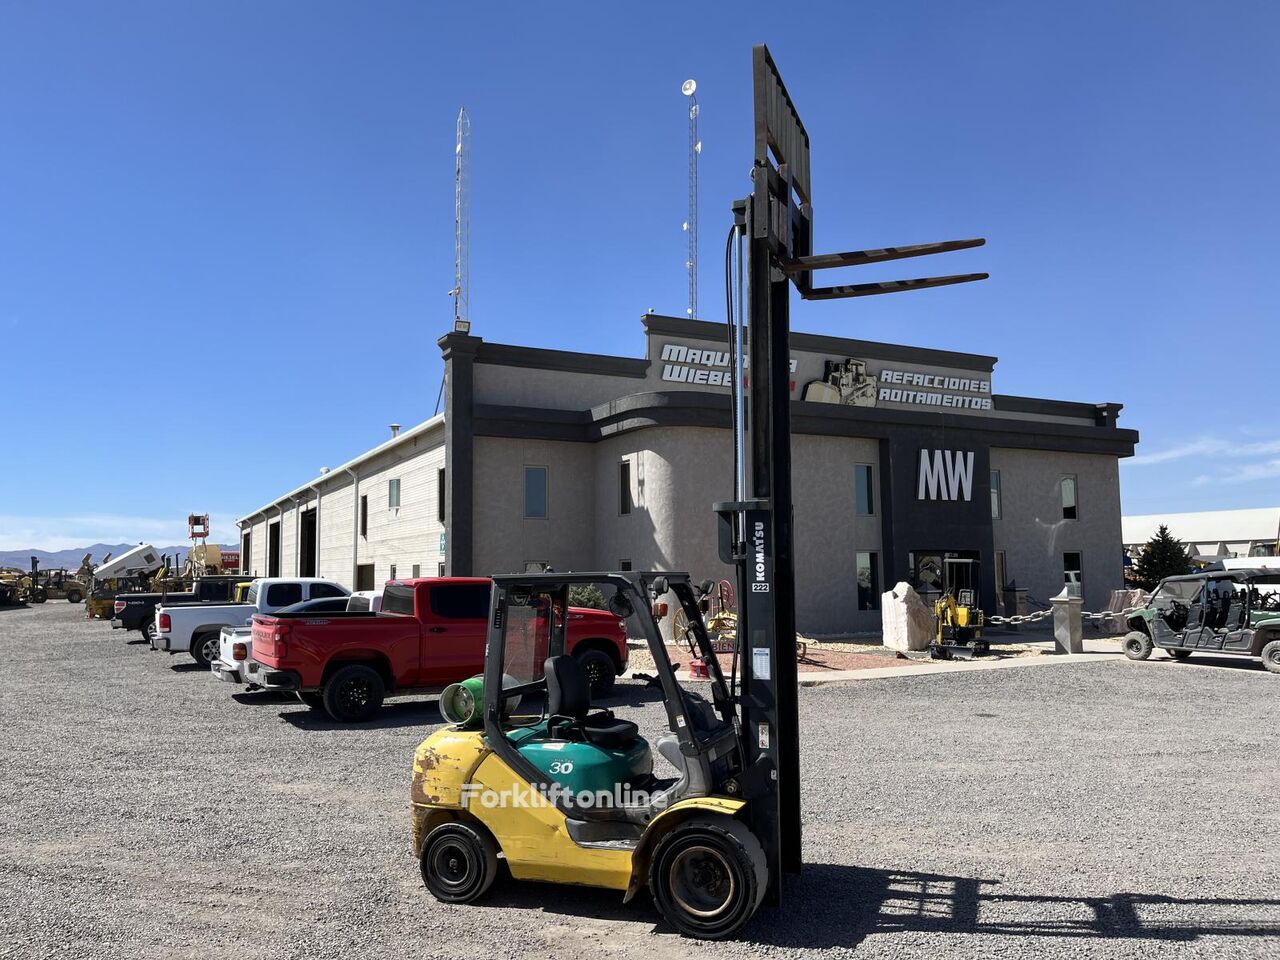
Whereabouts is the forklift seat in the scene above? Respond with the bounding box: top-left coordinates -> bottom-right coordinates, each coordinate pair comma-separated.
544,656 -> 640,750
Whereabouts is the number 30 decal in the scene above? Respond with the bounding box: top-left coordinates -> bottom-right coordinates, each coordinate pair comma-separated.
549,760 -> 574,775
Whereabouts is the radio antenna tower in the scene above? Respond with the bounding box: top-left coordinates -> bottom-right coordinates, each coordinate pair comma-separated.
439,107 -> 471,416
682,79 -> 700,318
452,106 -> 471,330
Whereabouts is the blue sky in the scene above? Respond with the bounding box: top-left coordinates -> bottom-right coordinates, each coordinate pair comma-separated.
2,1 -> 1277,549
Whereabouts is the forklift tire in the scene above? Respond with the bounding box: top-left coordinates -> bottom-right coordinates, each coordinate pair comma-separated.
649,817 -> 767,940
31,588 -> 47,604
420,820 -> 498,903
1167,649 -> 1191,660
322,664 -> 385,722
296,691 -> 325,710
575,648 -> 617,697
66,591 -> 82,604
1122,631 -> 1153,661
1261,639 -> 1280,675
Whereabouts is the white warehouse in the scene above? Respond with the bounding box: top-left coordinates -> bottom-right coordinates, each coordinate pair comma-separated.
237,416 -> 446,591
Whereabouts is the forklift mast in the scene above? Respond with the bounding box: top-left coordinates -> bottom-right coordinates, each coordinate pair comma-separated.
716,44 -> 988,901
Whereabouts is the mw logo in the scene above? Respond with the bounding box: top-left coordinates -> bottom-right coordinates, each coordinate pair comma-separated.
917,449 -> 975,502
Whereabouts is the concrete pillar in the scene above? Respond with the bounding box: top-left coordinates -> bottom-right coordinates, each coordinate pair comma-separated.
1051,588 -> 1084,654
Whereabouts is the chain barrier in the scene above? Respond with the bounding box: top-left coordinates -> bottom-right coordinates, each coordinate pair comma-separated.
986,605 -> 1146,627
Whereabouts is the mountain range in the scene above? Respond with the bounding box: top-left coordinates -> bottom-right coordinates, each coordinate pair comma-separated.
0,543 -> 237,572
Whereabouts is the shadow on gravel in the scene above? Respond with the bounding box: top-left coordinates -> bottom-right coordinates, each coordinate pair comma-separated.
743,864 -> 1280,948
276,699 -> 446,731
478,864 -> 1280,947
1157,655 -> 1268,674
230,691 -> 297,705
169,661 -> 207,673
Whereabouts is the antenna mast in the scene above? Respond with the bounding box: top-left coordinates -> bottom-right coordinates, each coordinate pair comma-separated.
682,79 -> 699,318
453,107 -> 471,329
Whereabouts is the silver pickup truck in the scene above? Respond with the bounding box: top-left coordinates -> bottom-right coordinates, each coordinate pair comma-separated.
152,577 -> 349,667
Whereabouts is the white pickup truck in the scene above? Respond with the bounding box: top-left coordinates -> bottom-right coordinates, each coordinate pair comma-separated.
212,589 -> 382,687
153,577 -> 349,668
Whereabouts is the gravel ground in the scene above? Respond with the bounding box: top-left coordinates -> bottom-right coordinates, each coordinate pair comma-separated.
1,602 -> 1278,959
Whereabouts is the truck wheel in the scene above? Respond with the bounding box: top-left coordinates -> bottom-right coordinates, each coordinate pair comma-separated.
649,817 -> 767,940
576,648 -> 617,697
1168,649 -> 1191,660
1262,639 -> 1280,675
140,618 -> 156,643
296,692 -> 325,710
191,632 -> 220,668
1122,631 -> 1153,661
420,821 -> 498,903
66,591 -> 82,604
322,664 -> 385,722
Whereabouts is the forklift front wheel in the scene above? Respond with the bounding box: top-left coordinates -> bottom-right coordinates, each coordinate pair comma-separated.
649,817 -> 767,940
420,820 -> 498,903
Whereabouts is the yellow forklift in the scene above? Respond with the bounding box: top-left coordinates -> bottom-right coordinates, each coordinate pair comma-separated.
929,558 -> 989,660
407,44 -> 986,940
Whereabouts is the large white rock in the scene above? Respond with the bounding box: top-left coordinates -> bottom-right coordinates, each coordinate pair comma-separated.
881,581 -> 934,652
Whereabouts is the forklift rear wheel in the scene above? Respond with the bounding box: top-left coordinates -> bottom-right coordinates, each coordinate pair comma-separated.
576,648 -> 617,697
649,817 -> 767,940
1122,631 -> 1153,661
297,692 -> 325,710
1261,639 -> 1280,675
322,664 -> 385,722
420,821 -> 498,903
67,591 -> 82,604
1167,649 -> 1191,660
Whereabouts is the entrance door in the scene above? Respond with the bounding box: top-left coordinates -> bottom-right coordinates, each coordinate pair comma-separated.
267,522 -> 281,578
299,510 -> 318,577
910,550 -> 980,603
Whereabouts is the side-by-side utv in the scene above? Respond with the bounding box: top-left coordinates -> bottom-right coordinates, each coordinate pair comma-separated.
411,572 -> 768,940
1123,569 -> 1280,673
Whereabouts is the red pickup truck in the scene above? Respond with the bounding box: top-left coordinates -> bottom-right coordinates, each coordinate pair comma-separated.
250,577 -> 628,722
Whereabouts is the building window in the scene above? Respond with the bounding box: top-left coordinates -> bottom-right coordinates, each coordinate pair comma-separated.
1061,476 -> 1078,520
437,563 -> 446,577
990,470 -> 1002,520
619,559 -> 633,571
388,478 -> 401,510
855,551 -> 880,610
1063,552 -> 1083,597
619,459 -> 633,515
524,466 -> 548,519
355,564 -> 375,591
437,468 -> 446,523
240,532 -> 251,575
412,564 -> 421,578
854,464 -> 874,515
360,495 -> 368,537
389,563 -> 397,581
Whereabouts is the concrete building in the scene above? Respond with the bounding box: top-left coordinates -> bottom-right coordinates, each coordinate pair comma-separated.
237,314 -> 1139,633
1122,507 -> 1280,561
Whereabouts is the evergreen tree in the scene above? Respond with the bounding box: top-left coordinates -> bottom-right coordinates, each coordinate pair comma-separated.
1131,524 -> 1192,590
